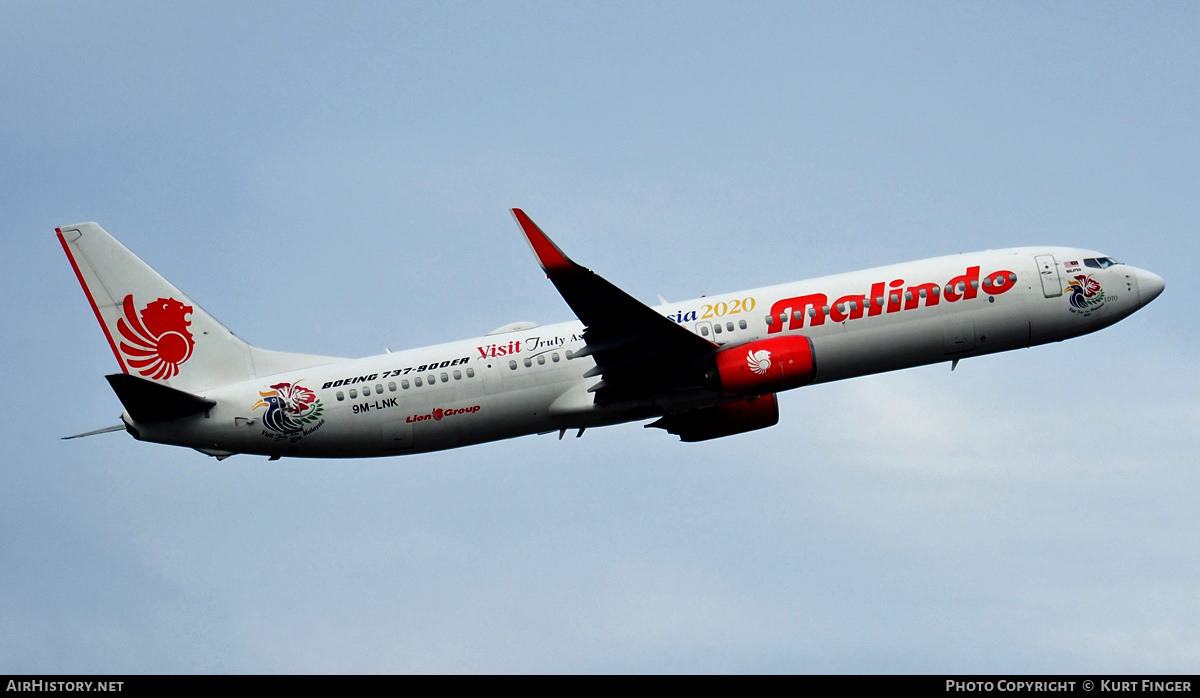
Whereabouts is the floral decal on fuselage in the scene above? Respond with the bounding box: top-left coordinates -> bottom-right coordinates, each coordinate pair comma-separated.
1066,274 -> 1105,315
253,381 -> 325,435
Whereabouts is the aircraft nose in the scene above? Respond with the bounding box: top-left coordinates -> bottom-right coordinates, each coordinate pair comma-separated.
1137,268 -> 1165,306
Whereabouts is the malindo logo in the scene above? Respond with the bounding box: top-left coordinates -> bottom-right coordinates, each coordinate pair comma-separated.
254,381 -> 325,435
116,295 -> 195,380
747,349 -> 771,375
767,265 -> 1018,335
1066,274 -> 1105,315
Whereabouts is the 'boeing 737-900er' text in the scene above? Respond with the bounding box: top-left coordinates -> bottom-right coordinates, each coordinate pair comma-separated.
58,210 -> 1164,459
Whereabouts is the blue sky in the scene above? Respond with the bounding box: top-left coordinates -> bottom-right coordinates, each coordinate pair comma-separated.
2,1 -> 1198,672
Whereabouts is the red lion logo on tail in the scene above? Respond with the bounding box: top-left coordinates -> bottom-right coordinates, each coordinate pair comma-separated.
116,295 -> 195,380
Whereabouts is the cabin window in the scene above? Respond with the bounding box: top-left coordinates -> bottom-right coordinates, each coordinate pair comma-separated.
349,388 -> 358,398
466,368 -> 475,378
700,325 -> 710,336
566,349 -> 574,359
794,310 -> 803,320
453,370 -> 462,380
401,379 -> 410,389
1008,272 -> 1017,283
875,296 -> 884,306
890,293 -> 899,304
336,391 -> 345,401
806,308 -> 815,318
836,303 -> 846,313
726,322 -> 734,332
552,352 -> 560,362
414,377 -> 422,387
427,374 -> 435,385
362,385 -> 371,396
440,372 -> 449,383
509,360 -> 517,370
765,315 -> 773,326
388,381 -> 396,392
523,358 -> 532,368
970,279 -> 979,289
537,355 -> 545,365
904,292 -> 913,301
738,319 -> 747,330
714,324 -> 722,334
375,383 -> 383,393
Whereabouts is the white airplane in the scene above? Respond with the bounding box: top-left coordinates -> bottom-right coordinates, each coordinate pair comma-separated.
59,211 -> 1164,459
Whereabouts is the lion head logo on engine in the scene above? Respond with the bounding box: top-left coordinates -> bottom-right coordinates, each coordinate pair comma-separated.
747,349 -> 771,375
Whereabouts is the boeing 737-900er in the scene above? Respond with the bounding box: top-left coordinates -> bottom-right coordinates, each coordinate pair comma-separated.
58,210 -> 1164,459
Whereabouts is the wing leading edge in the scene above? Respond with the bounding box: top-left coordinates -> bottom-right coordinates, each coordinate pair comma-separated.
511,209 -> 718,400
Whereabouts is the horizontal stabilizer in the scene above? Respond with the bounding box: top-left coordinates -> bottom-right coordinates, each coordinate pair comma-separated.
105,373 -> 216,422
61,424 -> 127,440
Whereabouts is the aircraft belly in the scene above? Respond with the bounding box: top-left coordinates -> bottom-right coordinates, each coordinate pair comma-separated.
361,379 -> 579,454
810,321 -> 943,381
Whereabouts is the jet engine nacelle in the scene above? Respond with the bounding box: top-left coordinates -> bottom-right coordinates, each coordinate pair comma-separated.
708,335 -> 816,397
647,394 -> 779,442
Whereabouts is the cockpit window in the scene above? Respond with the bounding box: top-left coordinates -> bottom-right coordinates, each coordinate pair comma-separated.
1084,257 -> 1120,269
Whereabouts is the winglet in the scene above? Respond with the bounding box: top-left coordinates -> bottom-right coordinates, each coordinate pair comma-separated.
511,209 -> 578,275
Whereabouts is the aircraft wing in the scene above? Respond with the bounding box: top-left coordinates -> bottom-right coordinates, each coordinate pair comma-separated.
512,209 -> 717,399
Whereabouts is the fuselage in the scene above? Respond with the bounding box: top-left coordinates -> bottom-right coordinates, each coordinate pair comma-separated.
127,246 -> 1163,458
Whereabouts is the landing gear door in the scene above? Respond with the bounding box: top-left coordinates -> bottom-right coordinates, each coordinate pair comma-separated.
1035,254 -> 1062,298
944,320 -> 976,355
382,419 -> 413,451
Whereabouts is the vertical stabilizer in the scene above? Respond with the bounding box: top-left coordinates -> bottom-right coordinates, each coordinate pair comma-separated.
58,223 -> 342,393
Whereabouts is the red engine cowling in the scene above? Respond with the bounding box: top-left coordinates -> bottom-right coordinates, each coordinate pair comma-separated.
708,335 -> 816,397
647,394 -> 779,442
